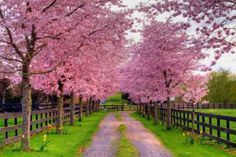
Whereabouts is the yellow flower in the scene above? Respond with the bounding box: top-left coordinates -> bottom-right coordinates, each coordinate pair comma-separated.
22,135 -> 25,138
200,130 -> 203,134
183,133 -> 186,136
43,134 -> 47,142
187,132 -> 190,135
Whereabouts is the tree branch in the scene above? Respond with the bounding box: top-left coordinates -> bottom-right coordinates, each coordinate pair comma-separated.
0,9 -> 24,60
0,54 -> 22,63
42,0 -> 57,12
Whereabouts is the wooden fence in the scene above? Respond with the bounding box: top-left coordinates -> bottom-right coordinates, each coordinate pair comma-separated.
0,103 -> 58,113
165,103 -> 236,110
100,105 -> 137,111
137,103 -> 236,147
0,101 -> 100,146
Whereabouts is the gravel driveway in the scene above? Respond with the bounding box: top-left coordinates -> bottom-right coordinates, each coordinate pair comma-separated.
83,112 -> 172,157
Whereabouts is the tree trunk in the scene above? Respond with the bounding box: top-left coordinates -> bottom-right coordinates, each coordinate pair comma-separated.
21,65 -> 32,151
70,92 -> 75,126
142,104 -> 145,117
154,103 -> 158,125
192,106 -> 195,133
97,99 -> 100,111
147,103 -> 151,120
166,97 -> 172,130
2,89 -> 6,104
79,96 -> 83,121
137,104 -> 139,114
56,80 -> 64,134
56,95 -> 64,134
86,99 -> 89,116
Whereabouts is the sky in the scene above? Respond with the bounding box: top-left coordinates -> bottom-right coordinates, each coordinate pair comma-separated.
121,0 -> 236,73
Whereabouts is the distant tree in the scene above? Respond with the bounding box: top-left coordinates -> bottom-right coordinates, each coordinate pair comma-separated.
206,69 -> 236,104
121,92 -> 131,104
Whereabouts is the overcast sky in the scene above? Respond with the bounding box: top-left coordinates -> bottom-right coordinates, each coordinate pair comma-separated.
121,0 -> 236,73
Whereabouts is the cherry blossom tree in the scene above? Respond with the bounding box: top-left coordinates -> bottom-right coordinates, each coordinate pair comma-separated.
149,0 -> 236,65
121,21 -> 206,129
179,74 -> 209,103
31,11 -> 130,133
0,0 -> 130,150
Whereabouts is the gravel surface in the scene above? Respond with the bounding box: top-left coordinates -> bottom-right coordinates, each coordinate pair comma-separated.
83,113 -> 121,157
83,112 -> 172,157
121,112 -> 172,157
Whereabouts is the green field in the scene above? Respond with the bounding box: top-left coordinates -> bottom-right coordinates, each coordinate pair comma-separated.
196,109 -> 236,117
193,109 -> 236,142
132,112 -> 236,157
105,92 -> 128,105
0,112 -> 107,157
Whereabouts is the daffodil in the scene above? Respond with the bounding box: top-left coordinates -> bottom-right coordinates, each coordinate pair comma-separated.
43,134 -> 47,142
183,133 -> 186,136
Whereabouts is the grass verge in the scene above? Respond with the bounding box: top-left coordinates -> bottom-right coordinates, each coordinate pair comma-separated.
116,124 -> 139,157
0,111 -> 107,157
115,112 -> 122,121
131,112 -> 236,157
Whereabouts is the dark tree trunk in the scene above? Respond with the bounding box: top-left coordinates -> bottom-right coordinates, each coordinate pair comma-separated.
166,97 -> 172,130
56,81 -> 64,134
79,96 -> 83,121
154,103 -> 158,125
21,63 -> 32,151
2,89 -> 6,104
70,92 -> 75,125
86,99 -> 89,116
147,103 -> 151,120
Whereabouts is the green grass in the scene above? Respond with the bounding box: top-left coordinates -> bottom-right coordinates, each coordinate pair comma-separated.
116,124 -> 139,157
105,92 -> 128,105
196,109 -> 236,117
132,112 -> 236,157
0,112 -> 107,157
191,109 -> 236,142
114,112 -> 122,121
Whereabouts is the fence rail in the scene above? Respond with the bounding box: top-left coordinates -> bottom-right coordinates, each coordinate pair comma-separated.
100,105 -> 137,111
137,103 -> 236,147
0,101 -> 100,146
170,103 -> 236,110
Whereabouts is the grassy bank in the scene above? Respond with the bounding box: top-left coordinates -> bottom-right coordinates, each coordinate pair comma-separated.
132,112 -> 236,157
116,124 -> 139,157
0,112 -> 107,157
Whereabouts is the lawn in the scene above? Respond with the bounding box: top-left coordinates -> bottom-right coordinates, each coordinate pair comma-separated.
193,109 -> 236,141
132,112 -> 236,157
105,92 -> 128,105
196,109 -> 236,117
0,111 -> 107,157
